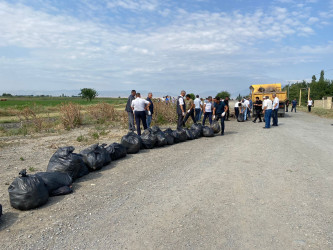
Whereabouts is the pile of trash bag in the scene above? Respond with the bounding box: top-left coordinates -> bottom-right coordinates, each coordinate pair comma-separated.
185,128 -> 194,140
163,129 -> 175,145
0,204 -> 2,218
47,146 -> 89,180
202,126 -> 214,137
191,123 -> 203,137
141,129 -> 157,149
175,129 -> 187,142
35,172 -> 73,196
211,120 -> 221,134
105,143 -> 127,161
121,132 -> 142,154
80,143 -> 111,171
8,170 -> 49,211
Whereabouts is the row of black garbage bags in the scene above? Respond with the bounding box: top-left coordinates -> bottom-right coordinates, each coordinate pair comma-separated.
5,122 -> 221,212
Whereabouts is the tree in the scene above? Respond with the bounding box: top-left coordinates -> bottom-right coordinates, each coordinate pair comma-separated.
79,88 -> 98,101
215,90 -> 231,100
188,93 -> 195,100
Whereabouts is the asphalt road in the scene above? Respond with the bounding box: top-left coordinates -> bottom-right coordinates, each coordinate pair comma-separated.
1,111 -> 333,249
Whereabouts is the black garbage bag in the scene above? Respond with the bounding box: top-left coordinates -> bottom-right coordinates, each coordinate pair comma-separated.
121,132 -> 141,154
166,129 -> 180,143
191,123 -> 203,137
76,163 -> 90,179
47,146 -> 88,180
105,143 -> 127,161
163,129 -> 175,145
185,128 -> 194,140
150,126 -> 161,134
190,128 -> 200,139
211,120 -> 221,134
237,113 -> 244,122
36,172 -> 72,195
155,131 -> 168,147
8,170 -> 49,211
141,131 -> 157,149
202,126 -> 214,137
51,186 -> 73,196
176,129 -> 187,142
0,204 -> 2,218
80,144 -> 111,171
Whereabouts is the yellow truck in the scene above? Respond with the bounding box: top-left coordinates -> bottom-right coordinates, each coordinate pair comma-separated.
250,83 -> 287,117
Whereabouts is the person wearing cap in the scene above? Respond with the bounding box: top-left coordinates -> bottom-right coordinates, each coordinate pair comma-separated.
131,93 -> 150,135
202,96 -> 213,125
262,96 -> 273,129
176,90 -> 186,130
272,93 -> 279,126
213,96 -> 228,135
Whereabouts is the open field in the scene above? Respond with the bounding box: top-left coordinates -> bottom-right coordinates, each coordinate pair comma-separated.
297,106 -> 333,119
0,111 -> 332,249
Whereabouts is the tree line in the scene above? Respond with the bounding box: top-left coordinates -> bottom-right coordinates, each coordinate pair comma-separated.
283,70 -> 333,104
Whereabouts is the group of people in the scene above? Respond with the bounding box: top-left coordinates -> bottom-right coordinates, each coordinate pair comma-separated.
125,90 -> 229,136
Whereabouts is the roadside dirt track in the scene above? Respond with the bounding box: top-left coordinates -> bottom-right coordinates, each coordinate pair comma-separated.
0,111 -> 332,249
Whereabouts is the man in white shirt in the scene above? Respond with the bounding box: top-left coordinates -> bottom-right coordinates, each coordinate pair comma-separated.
262,96 -> 273,129
194,95 -> 202,122
234,100 -> 240,119
308,98 -> 313,112
131,93 -> 150,135
176,90 -> 186,130
243,98 -> 250,121
272,94 -> 279,126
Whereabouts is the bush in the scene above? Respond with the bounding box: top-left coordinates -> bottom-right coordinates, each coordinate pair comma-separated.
87,103 -> 116,124
152,102 -> 177,125
17,105 -> 45,132
59,102 -> 82,129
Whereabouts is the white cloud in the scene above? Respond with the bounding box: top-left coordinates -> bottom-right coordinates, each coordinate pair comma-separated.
106,0 -> 159,11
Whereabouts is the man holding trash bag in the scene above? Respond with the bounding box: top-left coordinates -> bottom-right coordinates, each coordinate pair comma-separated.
177,90 -> 186,130
125,90 -> 136,132
131,93 -> 150,135
213,96 -> 228,135
183,94 -> 196,126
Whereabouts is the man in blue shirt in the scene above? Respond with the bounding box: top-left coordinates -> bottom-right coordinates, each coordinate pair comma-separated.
213,97 -> 228,135
291,98 -> 297,112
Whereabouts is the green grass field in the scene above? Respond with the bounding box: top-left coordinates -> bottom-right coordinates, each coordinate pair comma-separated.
0,96 -> 127,109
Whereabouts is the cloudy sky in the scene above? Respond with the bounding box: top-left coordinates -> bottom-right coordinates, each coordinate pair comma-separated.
1,0 -> 333,96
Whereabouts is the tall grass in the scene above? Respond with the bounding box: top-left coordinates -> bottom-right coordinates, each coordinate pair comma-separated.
59,102 -> 82,129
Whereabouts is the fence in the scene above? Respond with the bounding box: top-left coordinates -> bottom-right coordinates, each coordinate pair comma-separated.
314,97 -> 333,109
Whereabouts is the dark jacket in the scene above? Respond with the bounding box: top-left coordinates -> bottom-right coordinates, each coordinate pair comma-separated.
177,96 -> 186,115
146,97 -> 154,115
125,95 -> 135,112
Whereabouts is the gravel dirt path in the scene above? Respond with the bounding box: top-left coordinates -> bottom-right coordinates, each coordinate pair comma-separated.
0,111 -> 332,249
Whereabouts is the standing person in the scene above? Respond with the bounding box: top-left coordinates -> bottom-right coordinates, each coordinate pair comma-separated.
263,96 -> 273,129
224,96 -> 230,121
252,97 -> 263,123
291,98 -> 297,112
176,90 -> 186,130
146,92 -> 154,128
165,95 -> 169,104
213,97 -> 228,135
248,97 -> 253,119
234,100 -> 240,119
202,96 -> 213,126
131,93 -> 150,135
125,90 -> 136,132
272,93 -> 279,126
199,98 -> 204,121
285,99 -> 290,112
183,94 -> 196,125
308,98 -> 313,112
194,95 -> 202,122
243,98 -> 249,121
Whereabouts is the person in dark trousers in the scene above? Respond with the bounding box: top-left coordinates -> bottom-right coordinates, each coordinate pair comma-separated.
272,93 -> 279,126
224,96 -> 230,120
202,96 -> 213,125
131,93 -> 150,136
146,92 -> 154,128
213,97 -> 228,135
285,99 -> 290,112
291,98 -> 297,112
125,90 -> 136,132
176,90 -> 186,130
183,94 -> 196,126
234,100 -> 240,119
308,98 -> 313,112
252,97 -> 263,123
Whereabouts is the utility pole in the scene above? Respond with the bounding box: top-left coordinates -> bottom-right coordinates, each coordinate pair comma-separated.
299,88 -> 302,106
308,87 -> 310,101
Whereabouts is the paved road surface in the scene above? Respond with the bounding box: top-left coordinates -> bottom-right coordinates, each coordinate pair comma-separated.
1,111 -> 332,249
